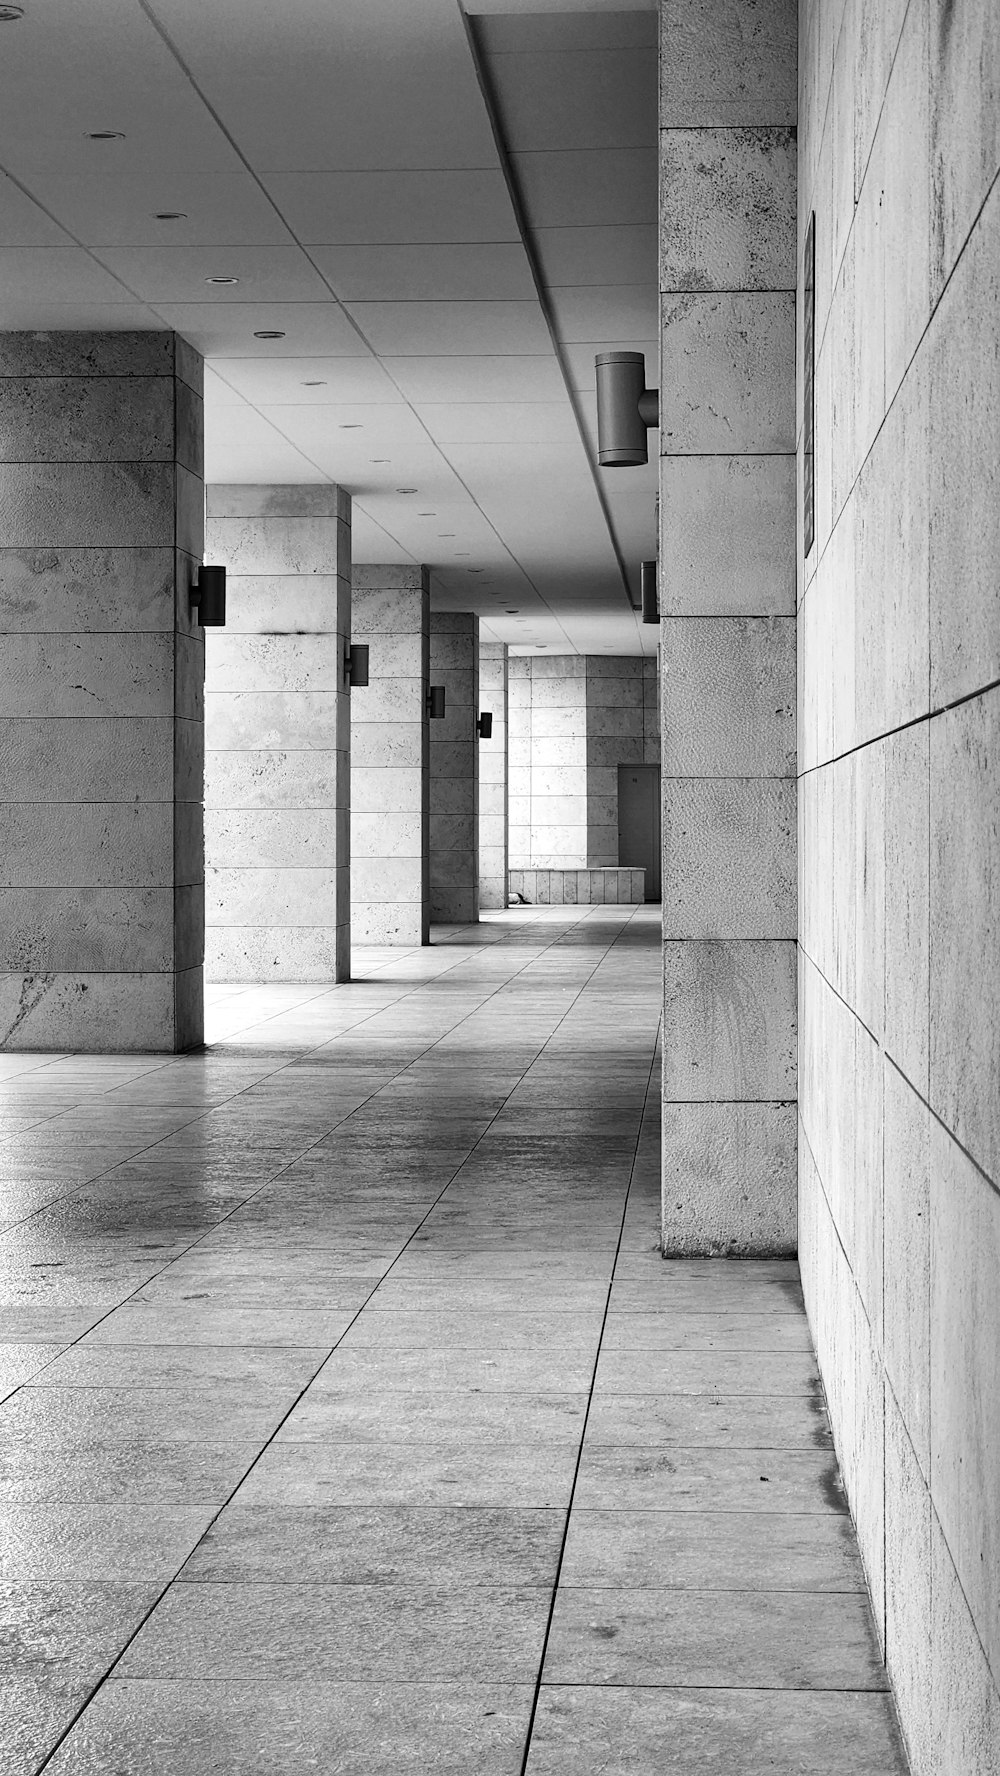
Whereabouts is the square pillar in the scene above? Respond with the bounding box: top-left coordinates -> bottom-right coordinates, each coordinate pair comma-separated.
351,566 -> 430,945
478,642 -> 508,910
0,331 -> 204,1052
204,486 -> 351,983
659,0 -> 798,1254
429,612 -> 479,924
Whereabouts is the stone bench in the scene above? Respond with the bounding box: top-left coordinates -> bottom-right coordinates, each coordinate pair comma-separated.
508,867 -> 646,906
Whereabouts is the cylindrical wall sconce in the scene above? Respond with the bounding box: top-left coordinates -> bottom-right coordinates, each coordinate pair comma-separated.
595,352 -> 659,467
427,685 -> 446,719
477,711 -> 493,739
640,560 -> 659,625
345,643 -> 369,687
192,564 -> 226,627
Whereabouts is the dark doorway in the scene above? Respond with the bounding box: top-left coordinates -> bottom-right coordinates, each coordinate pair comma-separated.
617,764 -> 661,901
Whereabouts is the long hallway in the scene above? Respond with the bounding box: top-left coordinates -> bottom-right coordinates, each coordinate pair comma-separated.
2,909 -> 904,1772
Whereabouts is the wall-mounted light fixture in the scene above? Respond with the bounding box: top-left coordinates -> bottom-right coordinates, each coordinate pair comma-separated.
344,643 -> 369,688
477,711 -> 493,739
640,559 -> 659,625
595,351 -> 659,467
427,685 -> 446,720
191,565 -> 226,627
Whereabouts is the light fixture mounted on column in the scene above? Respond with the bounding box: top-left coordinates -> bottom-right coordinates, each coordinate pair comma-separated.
191,565 -> 226,627
477,711 -> 493,740
345,643 -> 369,688
427,685 -> 446,720
595,351 -> 659,467
640,560 -> 659,625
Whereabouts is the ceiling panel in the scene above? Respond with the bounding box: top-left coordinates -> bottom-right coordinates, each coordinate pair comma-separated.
149,0 -> 497,172
485,51 -> 657,152
204,406 -> 327,483
382,356 -> 568,404
0,172 -> 73,247
260,171 -> 519,246
212,358 -> 405,405
547,283 -> 659,342
511,148 -> 657,227
349,503 -> 416,563
474,12 -> 657,52
257,404 -> 435,461
0,1 -> 241,178
344,301 -> 553,358
0,247 -> 137,304
415,403 -> 580,444
149,303 -> 371,357
92,244 -> 333,304
532,224 -> 657,287
311,243 -> 536,303
25,173 -> 295,248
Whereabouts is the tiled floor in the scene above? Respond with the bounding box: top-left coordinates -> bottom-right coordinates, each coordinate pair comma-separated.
0,906 -> 908,1773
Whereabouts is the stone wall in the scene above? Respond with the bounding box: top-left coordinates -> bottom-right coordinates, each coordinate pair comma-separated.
798,4 -> 1000,1769
0,331 -> 205,1051
508,655 -> 658,868
429,612 -> 478,924
478,641 -> 508,911
204,486 -> 351,982
659,0 -> 798,1254
351,566 -> 429,945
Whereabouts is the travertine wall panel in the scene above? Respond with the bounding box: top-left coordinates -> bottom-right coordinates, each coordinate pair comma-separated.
429,612 -> 478,923
351,567 -> 429,945
478,642 -> 508,911
659,0 -> 797,1257
204,485 -> 350,982
508,655 -> 658,872
0,331 -> 204,1051
798,2 -> 1000,1764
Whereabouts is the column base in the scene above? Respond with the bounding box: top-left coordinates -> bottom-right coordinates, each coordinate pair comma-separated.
0,969 -> 204,1053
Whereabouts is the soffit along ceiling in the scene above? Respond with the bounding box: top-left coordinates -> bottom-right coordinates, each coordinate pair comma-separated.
0,0 -> 658,656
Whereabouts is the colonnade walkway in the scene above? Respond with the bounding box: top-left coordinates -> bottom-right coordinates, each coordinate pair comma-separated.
0,907 -> 906,1773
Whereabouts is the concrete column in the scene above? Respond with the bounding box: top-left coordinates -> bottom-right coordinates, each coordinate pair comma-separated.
659,0 -> 798,1254
478,642 -> 508,910
429,612 -> 478,923
0,331 -> 204,1052
351,565 -> 429,945
204,486 -> 351,983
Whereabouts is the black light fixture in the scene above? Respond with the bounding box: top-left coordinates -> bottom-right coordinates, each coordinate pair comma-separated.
427,685 -> 446,720
192,565 -> 226,627
595,351 -> 659,467
345,643 -> 369,688
477,711 -> 493,740
640,559 -> 659,625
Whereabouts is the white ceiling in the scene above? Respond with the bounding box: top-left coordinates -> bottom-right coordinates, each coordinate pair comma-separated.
0,0 -> 659,655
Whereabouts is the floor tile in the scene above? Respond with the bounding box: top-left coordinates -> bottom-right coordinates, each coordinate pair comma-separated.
584,1391 -> 832,1447
275,1387 -> 588,1444
0,1505 -> 216,1580
560,1510 -> 865,1590
572,1446 -> 847,1513
44,1679 -> 534,1775
234,1439 -> 578,1507
525,1686 -> 909,1773
544,1587 -> 889,1688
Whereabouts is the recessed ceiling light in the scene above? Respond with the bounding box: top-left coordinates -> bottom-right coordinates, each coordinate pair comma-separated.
506,608 -> 519,613
455,551 -> 471,557
370,458 -> 390,464
154,211 -> 187,221
418,511 -> 436,517
86,129 -> 125,140
0,6 -> 25,19
254,330 -> 285,339
339,423 -> 362,430
208,275 -> 239,286
468,567 -> 484,574
438,532 -> 455,538
395,486 -> 418,494
302,380 -> 326,387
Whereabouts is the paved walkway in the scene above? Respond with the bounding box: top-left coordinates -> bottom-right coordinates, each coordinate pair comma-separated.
0,907 -> 906,1772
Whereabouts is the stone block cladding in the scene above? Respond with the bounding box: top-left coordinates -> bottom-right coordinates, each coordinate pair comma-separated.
204,486 -> 351,983
798,4 -> 1000,1768
508,654 -> 659,871
351,566 -> 429,945
478,642 -> 508,911
659,0 -> 797,1259
0,331 -> 205,1051
429,612 -> 478,923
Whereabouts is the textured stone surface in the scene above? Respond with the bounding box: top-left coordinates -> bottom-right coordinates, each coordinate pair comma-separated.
351,568 -> 429,945
661,1103 -> 797,1257
660,292 -> 795,453
0,331 -> 204,1053
662,779 -> 796,939
660,456 -> 796,616
662,940 -> 796,1100
659,127 -> 796,289
204,486 -> 351,984
659,0 -> 798,126
429,613 -> 478,923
